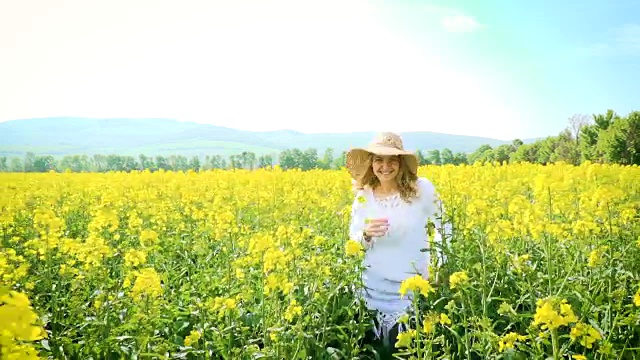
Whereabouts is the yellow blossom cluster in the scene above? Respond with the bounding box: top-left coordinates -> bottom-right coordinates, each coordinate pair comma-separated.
128,268 -> 163,300
570,322 -> 602,349
532,297 -> 579,331
0,289 -> 47,359
498,332 -> 527,352
345,239 -> 364,256
399,275 -> 434,298
183,330 -> 201,347
448,271 -> 469,290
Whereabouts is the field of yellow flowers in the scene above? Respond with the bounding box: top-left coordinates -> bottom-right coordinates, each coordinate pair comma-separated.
1,163 -> 639,359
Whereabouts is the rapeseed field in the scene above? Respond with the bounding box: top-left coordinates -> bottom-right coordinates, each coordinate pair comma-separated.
1,163 -> 639,359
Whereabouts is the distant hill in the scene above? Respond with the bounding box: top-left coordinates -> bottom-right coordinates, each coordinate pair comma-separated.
0,117 -> 537,158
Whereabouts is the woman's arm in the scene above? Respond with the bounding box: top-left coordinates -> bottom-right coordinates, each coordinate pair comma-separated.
349,190 -> 373,248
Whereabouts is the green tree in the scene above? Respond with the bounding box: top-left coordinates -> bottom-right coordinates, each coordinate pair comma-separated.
416,150 -> 429,165
23,152 -> 36,172
580,124 -> 600,162
189,156 -> 201,171
207,155 -> 224,169
155,156 -> 169,171
9,158 -> 22,172
441,148 -> 454,165
427,150 -> 441,165
452,152 -> 468,165
597,111 -> 640,165
510,143 -> 540,163
122,156 -> 139,171
468,145 -> 492,164
240,151 -> 256,170
593,109 -> 618,131
321,148 -> 334,169
33,155 -> 56,172
60,155 -> 91,172
546,130 -> 580,165
228,154 -> 242,169
258,154 -> 274,169
493,145 -> 512,164
332,151 -> 347,169
139,154 -> 156,171
93,154 -> 108,172
301,148 -> 319,170
279,149 -> 296,170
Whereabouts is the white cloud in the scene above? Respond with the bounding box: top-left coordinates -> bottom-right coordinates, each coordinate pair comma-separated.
420,5 -> 484,33
441,14 -> 483,33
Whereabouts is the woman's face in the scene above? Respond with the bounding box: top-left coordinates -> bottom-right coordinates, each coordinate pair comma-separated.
372,155 -> 400,183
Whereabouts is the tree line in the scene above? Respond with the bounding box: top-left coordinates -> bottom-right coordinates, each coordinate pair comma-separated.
1,109 -> 638,173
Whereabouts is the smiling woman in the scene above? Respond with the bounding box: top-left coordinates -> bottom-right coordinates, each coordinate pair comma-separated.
346,132 -> 446,355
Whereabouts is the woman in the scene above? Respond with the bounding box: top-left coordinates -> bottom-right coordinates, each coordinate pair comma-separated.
346,132 -> 447,353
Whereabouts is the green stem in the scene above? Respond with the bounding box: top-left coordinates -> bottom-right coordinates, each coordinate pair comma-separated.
547,187 -> 553,294
478,236 -> 487,318
414,297 -> 422,359
202,305 -> 208,360
227,312 -> 232,359
460,299 -> 470,360
551,330 -> 560,360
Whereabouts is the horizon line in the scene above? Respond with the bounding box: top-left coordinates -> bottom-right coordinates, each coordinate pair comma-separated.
0,115 -> 544,142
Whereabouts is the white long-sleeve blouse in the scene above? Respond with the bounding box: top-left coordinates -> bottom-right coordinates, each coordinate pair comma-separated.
348,176 -> 448,339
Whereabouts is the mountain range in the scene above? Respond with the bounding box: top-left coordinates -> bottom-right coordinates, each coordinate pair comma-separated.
0,117 -> 538,158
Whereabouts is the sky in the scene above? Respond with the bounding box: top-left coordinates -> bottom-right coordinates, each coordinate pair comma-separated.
0,0 -> 638,141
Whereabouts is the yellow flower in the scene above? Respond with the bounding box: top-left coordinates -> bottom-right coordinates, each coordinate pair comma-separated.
284,299 -> 302,322
532,297 -> 578,331
399,275 -> 434,298
449,271 -> 469,290
422,314 -> 438,334
124,249 -> 147,267
224,298 -> 237,310
587,246 -> 608,267
398,314 -> 409,323
634,288 -> 640,307
570,322 -> 602,349
0,290 -> 47,342
130,268 -> 163,300
395,329 -> 416,348
511,254 -> 531,273
139,229 -> 159,247
498,332 -> 527,352
184,330 -> 201,347
439,313 -> 452,326
0,290 -> 47,358
270,331 -> 279,342
572,355 -> 587,360
345,239 -> 364,256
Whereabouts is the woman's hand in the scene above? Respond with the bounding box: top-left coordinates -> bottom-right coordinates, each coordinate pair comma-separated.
364,218 -> 389,238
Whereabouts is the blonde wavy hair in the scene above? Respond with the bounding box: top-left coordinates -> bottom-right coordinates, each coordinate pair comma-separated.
353,153 -> 419,203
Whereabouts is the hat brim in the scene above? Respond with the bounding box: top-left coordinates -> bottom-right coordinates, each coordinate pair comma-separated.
346,145 -> 418,180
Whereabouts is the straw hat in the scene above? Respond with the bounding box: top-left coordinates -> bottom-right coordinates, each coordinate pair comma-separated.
346,132 -> 418,180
